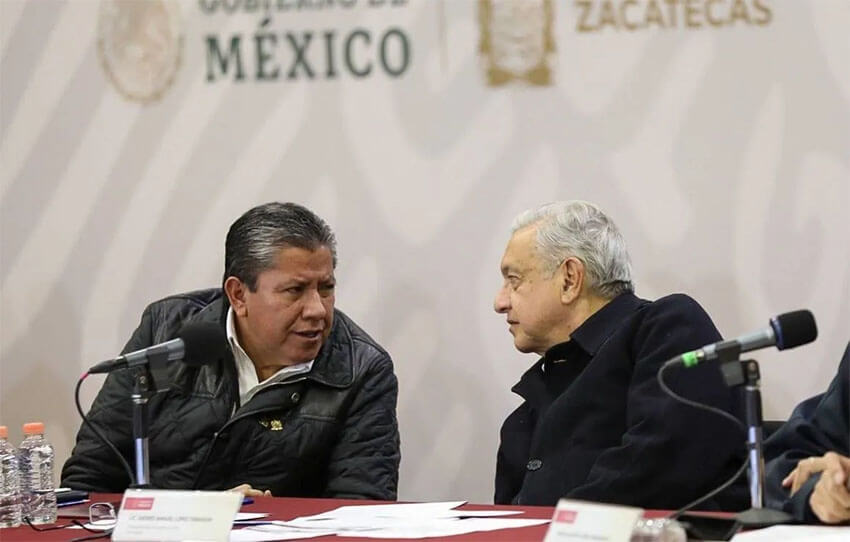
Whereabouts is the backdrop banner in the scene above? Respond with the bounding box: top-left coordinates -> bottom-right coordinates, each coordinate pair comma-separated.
1,0 -> 848,502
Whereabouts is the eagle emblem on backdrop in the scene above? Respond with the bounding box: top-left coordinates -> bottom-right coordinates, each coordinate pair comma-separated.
478,0 -> 556,87
97,0 -> 183,104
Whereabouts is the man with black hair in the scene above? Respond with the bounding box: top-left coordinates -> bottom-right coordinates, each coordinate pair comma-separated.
63,202 -> 400,499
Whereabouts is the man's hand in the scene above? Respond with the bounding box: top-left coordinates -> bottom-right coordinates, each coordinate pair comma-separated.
808,452 -> 850,524
229,483 -> 272,497
783,455 -> 829,494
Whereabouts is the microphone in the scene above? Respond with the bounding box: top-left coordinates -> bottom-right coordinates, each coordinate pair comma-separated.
672,309 -> 817,367
88,322 -> 228,374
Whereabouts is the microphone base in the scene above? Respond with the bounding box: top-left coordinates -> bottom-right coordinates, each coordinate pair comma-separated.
736,507 -> 795,528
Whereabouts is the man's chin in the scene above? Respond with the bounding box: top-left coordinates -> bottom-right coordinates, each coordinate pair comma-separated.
278,346 -> 322,366
513,339 -> 538,355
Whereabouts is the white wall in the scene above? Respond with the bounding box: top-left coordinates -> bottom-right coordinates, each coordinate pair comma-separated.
1,0 -> 848,503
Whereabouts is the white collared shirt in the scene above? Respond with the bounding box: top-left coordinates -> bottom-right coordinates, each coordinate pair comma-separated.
226,307 -> 313,406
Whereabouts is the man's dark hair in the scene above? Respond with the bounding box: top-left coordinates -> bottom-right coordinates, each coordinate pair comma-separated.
224,202 -> 337,290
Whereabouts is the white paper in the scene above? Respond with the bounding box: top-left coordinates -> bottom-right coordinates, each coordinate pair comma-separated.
731,524 -> 850,541
228,501 -> 548,540
441,509 -> 522,517
335,518 -> 551,539
295,500 -> 467,521
230,525 -> 336,542
231,517 -> 549,540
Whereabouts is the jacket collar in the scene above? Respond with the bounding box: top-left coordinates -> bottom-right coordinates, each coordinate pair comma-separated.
307,311 -> 355,388
565,292 -> 645,357
511,292 -> 645,397
188,291 -> 354,389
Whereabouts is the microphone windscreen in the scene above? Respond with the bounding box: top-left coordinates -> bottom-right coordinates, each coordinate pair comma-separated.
771,310 -> 817,350
178,322 -> 228,367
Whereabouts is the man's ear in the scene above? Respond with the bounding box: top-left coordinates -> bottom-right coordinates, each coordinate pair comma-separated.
224,276 -> 248,317
560,257 -> 585,304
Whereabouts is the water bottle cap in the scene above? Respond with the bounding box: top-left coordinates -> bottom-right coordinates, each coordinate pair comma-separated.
23,422 -> 45,435
0,426 -> 7,438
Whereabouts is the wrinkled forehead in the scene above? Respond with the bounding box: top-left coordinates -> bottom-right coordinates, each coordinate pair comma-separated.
501,226 -> 541,274
266,245 -> 336,278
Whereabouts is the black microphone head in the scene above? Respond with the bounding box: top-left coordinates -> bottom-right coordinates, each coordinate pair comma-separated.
770,310 -> 817,350
177,322 -> 228,367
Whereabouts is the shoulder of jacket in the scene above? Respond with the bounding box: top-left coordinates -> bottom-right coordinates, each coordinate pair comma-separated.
145,288 -> 222,313
141,288 -> 224,342
644,293 -> 704,313
333,309 -> 392,365
630,293 -> 715,332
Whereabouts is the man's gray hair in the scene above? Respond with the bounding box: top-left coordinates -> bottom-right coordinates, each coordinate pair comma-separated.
511,200 -> 634,299
224,202 -> 337,290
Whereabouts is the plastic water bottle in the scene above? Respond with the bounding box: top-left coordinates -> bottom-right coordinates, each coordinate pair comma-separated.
19,422 -> 56,525
0,426 -> 22,528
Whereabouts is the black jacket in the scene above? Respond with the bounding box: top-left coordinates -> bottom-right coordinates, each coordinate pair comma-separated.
495,292 -> 747,509
62,289 -> 400,499
764,342 -> 850,522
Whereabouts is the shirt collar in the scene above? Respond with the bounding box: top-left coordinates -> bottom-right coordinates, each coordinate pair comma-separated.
226,307 -> 313,405
557,291 -> 645,357
512,292 -> 645,397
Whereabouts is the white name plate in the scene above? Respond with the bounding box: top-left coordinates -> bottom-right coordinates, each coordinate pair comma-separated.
543,499 -> 643,542
112,489 -> 242,542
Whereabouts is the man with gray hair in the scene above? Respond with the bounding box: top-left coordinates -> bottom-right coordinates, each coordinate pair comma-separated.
63,202 -> 400,500
493,200 -> 745,509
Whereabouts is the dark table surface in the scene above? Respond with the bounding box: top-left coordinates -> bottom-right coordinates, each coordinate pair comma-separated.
0,493 -> 571,541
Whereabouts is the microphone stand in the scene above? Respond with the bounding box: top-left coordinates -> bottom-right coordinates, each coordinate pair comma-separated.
130,366 -> 152,488
128,350 -> 167,489
717,345 -> 793,527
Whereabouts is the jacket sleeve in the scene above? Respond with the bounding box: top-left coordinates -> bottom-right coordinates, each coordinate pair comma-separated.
60,306 -> 157,491
764,342 -> 850,522
322,348 -> 400,500
567,295 -> 745,509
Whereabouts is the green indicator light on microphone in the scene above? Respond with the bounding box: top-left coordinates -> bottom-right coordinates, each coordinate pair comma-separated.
682,351 -> 699,368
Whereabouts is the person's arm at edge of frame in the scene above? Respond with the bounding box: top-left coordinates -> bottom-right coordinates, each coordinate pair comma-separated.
764,342 -> 850,523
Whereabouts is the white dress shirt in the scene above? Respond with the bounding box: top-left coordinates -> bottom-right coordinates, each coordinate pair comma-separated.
226,307 -> 313,406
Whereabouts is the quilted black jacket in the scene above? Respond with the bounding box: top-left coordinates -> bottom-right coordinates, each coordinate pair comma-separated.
61,289 -> 400,499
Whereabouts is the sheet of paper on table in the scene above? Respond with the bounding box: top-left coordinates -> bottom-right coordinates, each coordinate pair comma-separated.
731,524 -> 849,541
230,526 -> 337,542
230,501 -> 549,540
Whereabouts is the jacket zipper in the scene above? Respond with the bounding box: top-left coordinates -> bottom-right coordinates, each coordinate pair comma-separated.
190,376 -> 307,489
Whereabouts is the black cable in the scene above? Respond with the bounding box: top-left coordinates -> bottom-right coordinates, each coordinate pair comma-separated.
74,372 -> 136,486
657,360 -> 746,431
657,360 -> 749,518
23,517 -> 107,534
669,455 -> 749,519
70,531 -> 113,542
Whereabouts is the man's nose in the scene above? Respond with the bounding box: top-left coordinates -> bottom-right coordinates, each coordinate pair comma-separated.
302,289 -> 327,319
494,285 -> 510,314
